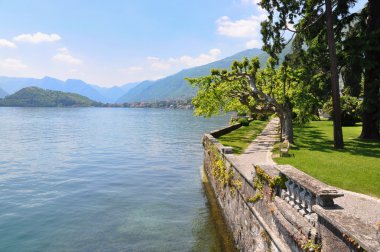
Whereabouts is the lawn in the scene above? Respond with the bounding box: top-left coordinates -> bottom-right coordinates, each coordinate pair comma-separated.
217,120 -> 268,154
274,121 -> 380,198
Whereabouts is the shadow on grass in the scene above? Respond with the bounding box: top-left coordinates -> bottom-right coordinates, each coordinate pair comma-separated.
278,121 -> 380,197
292,124 -> 334,153
344,138 -> 380,158
292,123 -> 380,158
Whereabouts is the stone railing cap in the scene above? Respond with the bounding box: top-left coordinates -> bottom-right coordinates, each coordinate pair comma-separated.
276,165 -> 344,198
313,205 -> 380,252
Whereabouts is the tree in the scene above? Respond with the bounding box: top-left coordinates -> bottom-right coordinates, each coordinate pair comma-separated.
259,0 -> 360,148
188,57 -> 309,143
325,0 -> 344,148
360,0 -> 380,140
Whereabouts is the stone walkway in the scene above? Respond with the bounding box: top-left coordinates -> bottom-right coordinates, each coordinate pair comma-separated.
228,117 -> 380,229
227,117 -> 280,180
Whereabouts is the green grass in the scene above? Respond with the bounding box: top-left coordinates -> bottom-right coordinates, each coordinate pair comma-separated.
218,120 -> 268,154
274,121 -> 380,198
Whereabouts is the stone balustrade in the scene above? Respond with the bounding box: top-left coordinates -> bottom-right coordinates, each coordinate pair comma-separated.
275,164 -> 343,226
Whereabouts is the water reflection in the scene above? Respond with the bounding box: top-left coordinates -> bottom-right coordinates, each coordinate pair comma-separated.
191,168 -> 236,252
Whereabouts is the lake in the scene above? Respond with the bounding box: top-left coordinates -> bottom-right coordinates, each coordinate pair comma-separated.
0,107 -> 233,251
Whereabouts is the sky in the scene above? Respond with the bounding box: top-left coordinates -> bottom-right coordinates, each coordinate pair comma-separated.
0,0 -> 366,87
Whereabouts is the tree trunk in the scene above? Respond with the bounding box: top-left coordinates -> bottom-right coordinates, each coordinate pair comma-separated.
283,106 -> 294,144
360,0 -> 380,140
325,0 -> 344,148
279,114 -> 284,142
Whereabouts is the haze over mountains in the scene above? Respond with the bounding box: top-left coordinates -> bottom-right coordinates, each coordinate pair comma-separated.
0,87 -> 7,98
0,48 -> 284,104
0,76 -> 138,103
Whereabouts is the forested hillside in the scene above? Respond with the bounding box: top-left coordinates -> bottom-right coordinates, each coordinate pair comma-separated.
0,87 -> 99,107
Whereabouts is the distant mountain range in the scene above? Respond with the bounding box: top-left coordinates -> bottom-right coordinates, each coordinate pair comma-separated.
0,76 -> 138,103
0,47 -> 290,104
0,87 -> 99,107
116,48 -> 268,103
0,87 -> 7,98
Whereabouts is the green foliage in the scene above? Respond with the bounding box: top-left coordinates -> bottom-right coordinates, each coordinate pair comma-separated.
269,175 -> 287,189
0,87 -> 99,107
231,179 -> 243,190
209,146 -> 234,188
187,57 -> 263,117
247,193 -> 263,203
323,94 -> 362,126
188,54 -> 313,140
238,118 -> 250,126
256,113 -> 269,121
260,0 -> 380,140
253,165 -> 288,201
302,239 -> 321,252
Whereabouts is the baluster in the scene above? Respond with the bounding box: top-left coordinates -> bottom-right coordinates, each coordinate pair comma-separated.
293,184 -> 301,211
285,179 -> 293,204
281,189 -> 287,200
299,187 -> 307,216
289,182 -> 296,207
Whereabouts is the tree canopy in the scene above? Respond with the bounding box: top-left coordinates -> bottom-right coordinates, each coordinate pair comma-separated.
188,0 -> 380,145
188,57 -> 314,143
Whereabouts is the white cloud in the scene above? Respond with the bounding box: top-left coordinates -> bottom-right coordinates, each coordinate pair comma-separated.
176,48 -> 221,67
216,13 -> 266,49
147,56 -> 171,70
246,39 -> 262,48
119,49 -> 222,83
52,48 -> 82,65
0,39 -> 17,48
148,48 -> 221,70
0,58 -> 27,69
216,15 -> 266,38
13,32 -> 61,43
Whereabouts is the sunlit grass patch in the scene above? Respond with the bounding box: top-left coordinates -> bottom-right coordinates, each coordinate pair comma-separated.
275,121 -> 380,198
217,120 -> 268,154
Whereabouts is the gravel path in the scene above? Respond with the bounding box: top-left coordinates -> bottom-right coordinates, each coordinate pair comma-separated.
227,117 -> 380,229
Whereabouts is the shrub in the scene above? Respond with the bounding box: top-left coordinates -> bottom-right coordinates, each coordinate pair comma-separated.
229,117 -> 239,125
256,113 -> 269,121
238,118 -> 250,126
323,95 -> 362,126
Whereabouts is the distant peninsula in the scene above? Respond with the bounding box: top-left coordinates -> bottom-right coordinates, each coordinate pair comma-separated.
0,87 -> 101,107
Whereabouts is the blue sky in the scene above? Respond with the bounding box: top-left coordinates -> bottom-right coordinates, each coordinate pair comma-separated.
0,0 -> 365,87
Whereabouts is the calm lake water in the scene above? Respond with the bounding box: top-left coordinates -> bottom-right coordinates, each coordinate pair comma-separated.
0,107 -> 233,252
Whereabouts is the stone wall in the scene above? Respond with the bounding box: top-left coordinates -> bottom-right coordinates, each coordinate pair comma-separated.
203,127 -> 380,252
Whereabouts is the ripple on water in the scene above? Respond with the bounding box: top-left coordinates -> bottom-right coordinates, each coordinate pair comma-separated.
0,108 -> 233,251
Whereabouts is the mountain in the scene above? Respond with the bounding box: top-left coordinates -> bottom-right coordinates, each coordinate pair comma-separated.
0,76 -> 138,103
0,87 -> 99,107
117,48 -> 272,103
0,46 -> 291,104
0,87 -> 7,98
93,82 -> 140,103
